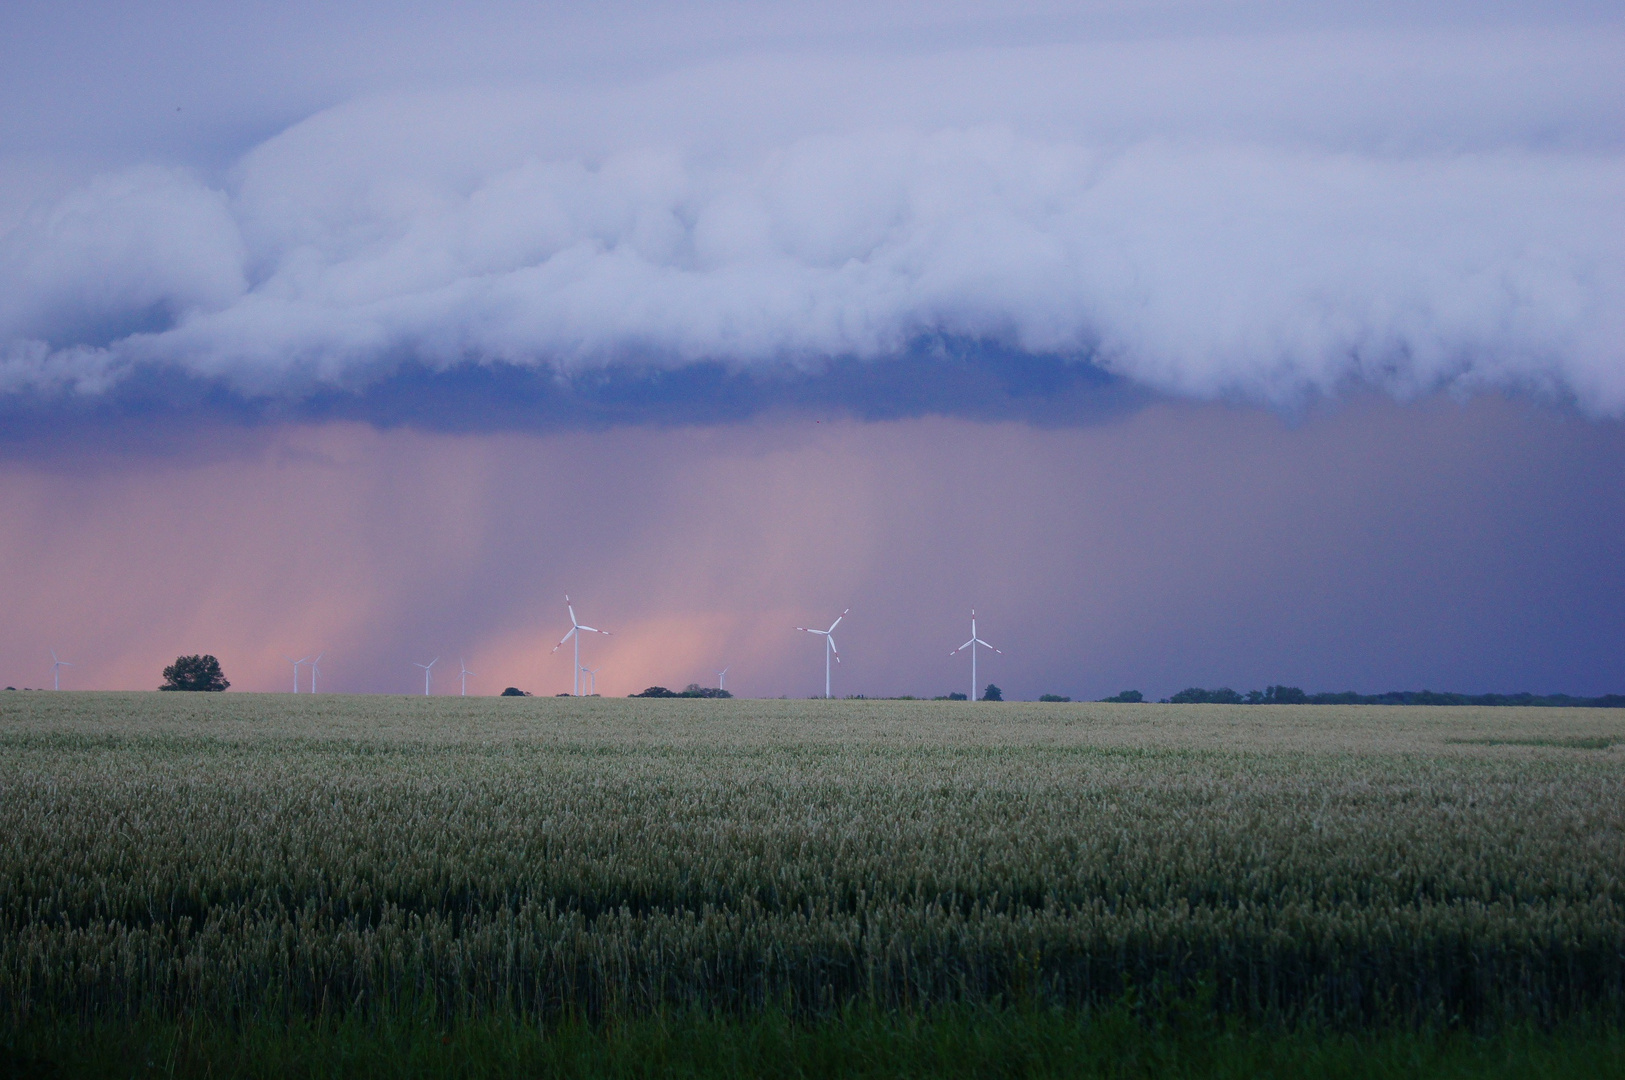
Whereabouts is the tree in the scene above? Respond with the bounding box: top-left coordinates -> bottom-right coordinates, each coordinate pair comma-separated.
159,655 -> 229,692
1101,690 -> 1142,703
1039,694 -> 1072,702
980,684 -> 1003,702
676,684 -> 733,698
1261,685 -> 1307,704
500,687 -> 531,697
1170,686 -> 1242,704
631,686 -> 677,698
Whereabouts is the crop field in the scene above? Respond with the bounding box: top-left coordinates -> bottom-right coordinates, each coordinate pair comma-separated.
2,691 -> 1623,1046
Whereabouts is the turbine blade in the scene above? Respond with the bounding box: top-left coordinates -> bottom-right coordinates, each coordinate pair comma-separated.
828,637 -> 839,654
828,616 -> 843,632
975,639 -> 1000,653
553,628 -> 576,650
958,638 -> 976,650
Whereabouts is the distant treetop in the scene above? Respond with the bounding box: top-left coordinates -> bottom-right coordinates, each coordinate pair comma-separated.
159,655 -> 229,692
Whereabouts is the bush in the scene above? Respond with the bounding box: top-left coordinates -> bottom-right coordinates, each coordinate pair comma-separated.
935,693 -> 969,701
1039,694 -> 1072,702
158,655 -> 229,692
500,687 -> 531,697
632,686 -> 677,698
980,684 -> 1003,702
1101,691 -> 1143,703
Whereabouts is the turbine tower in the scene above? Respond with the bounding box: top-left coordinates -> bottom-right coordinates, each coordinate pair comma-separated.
716,666 -> 729,693
413,657 -> 438,696
951,610 -> 1002,701
459,659 -> 475,697
309,653 -> 323,694
283,654 -> 309,693
796,609 -> 847,699
581,666 -> 599,695
552,596 -> 611,696
49,649 -> 72,691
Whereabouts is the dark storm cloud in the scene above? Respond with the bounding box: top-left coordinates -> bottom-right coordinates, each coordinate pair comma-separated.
0,348 -> 1144,460
0,2 -> 1621,421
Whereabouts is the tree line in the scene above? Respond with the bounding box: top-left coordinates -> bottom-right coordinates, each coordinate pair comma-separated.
1154,685 -> 1625,707
630,684 -> 734,699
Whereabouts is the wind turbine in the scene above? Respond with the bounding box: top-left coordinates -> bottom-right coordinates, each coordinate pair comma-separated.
459,659 -> 475,697
49,649 -> 72,691
283,654 -> 309,693
309,653 -> 323,694
716,666 -> 729,693
552,596 -> 610,696
951,610 -> 1002,701
413,657 -> 438,696
581,666 -> 599,695
796,609 -> 847,699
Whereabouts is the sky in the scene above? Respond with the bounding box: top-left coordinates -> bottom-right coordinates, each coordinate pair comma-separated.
1,1 -> 1622,697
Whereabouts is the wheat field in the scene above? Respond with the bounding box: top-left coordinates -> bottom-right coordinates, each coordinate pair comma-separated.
2,692 -> 1622,1029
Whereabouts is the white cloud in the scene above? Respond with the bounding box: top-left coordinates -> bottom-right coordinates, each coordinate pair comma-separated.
0,21 -> 1621,410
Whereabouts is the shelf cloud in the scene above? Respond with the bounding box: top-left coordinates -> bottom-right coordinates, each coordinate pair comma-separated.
2,11 -> 1621,413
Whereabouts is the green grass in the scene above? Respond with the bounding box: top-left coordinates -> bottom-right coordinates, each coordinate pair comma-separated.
6,1007 -> 1625,1080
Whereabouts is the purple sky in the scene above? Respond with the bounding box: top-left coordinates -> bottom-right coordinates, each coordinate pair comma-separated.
1,1 -> 1622,696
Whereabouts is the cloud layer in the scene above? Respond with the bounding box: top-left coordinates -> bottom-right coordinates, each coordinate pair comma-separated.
2,14 -> 1622,410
